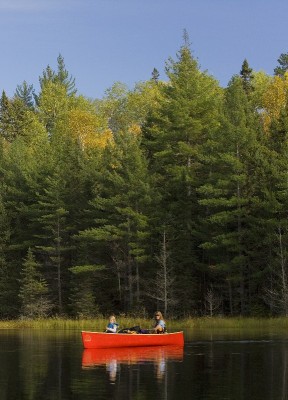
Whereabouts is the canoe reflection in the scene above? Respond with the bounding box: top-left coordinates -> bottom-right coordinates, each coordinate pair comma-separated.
82,345 -> 183,381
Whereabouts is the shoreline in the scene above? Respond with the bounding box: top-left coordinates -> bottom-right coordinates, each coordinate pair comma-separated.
0,316 -> 288,330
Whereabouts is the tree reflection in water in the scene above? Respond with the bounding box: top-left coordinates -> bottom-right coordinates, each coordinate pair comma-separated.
4,330 -> 288,399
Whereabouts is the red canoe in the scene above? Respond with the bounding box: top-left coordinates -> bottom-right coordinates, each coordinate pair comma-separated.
81,331 -> 184,349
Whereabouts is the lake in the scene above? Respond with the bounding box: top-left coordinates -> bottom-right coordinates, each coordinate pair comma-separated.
1,328 -> 288,399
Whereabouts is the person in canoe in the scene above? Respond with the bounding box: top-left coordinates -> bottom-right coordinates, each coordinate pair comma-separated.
153,311 -> 166,333
105,315 -> 119,333
136,311 -> 166,334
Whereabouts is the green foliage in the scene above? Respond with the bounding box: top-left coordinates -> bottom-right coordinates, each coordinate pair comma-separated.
143,39 -> 222,313
0,194 -> 18,317
240,58 -> 254,94
39,54 -> 76,96
0,91 -> 32,142
69,264 -> 105,274
14,81 -> 35,109
2,40 -> 288,319
19,248 -> 51,318
274,53 -> 288,76
76,129 -> 153,310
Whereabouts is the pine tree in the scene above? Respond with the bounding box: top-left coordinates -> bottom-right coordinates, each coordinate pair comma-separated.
0,91 -> 35,142
15,81 -> 35,109
19,248 -> 51,318
143,38 -> 222,313
261,92 -> 288,315
240,59 -> 254,94
33,128 -> 93,315
198,75 -> 266,315
69,265 -> 104,318
0,189 -> 19,317
0,91 -> 13,141
35,168 -> 71,315
56,54 -> 77,96
151,68 -> 160,82
39,54 -> 76,96
274,53 -> 288,77
77,130 -> 153,311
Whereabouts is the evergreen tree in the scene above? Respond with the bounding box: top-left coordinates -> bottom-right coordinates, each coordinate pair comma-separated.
33,127 -> 92,315
261,92 -> 288,315
15,81 -> 35,109
0,91 -> 12,141
274,53 -> 288,77
35,167 -> 71,315
0,91 -> 35,142
143,39 -> 221,314
39,54 -> 76,96
56,54 -> 77,95
198,76 -> 266,315
69,265 -> 104,318
151,67 -> 160,82
19,248 -> 51,318
0,126 -> 52,316
0,189 -> 18,317
240,59 -> 254,94
77,130 -> 153,311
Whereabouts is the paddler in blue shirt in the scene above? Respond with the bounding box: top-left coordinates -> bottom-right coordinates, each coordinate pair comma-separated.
105,315 -> 119,333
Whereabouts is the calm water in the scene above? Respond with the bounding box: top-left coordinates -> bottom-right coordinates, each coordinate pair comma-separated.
1,328 -> 288,399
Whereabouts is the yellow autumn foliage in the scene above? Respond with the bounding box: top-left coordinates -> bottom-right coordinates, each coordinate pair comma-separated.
67,109 -> 113,150
128,123 -> 142,136
262,72 -> 288,132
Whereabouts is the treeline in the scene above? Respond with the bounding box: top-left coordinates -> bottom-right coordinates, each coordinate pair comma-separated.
1,43 -> 288,319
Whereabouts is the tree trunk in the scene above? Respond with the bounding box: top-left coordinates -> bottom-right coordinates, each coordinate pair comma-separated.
56,215 -> 62,314
236,142 -> 245,314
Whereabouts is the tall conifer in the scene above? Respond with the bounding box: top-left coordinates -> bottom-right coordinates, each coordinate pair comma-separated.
143,37 -> 221,313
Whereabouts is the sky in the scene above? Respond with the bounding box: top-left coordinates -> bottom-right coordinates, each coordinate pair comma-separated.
1,0 -> 288,100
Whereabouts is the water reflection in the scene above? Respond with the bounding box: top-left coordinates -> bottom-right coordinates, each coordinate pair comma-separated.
82,345 -> 184,381
4,329 -> 288,399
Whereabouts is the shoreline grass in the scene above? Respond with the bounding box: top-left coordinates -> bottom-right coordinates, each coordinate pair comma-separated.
1,316 -> 288,331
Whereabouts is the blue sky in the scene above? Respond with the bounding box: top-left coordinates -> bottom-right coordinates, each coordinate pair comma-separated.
1,0 -> 288,99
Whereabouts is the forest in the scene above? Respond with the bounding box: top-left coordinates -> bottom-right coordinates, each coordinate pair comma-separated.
1,38 -> 288,320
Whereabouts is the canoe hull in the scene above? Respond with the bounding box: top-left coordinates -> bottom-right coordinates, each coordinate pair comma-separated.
81,331 -> 184,349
